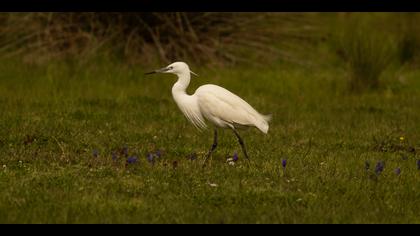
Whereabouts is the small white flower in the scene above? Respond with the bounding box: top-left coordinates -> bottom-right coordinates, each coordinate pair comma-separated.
2,164 -> 6,168
226,158 -> 233,162
228,161 -> 235,166
208,183 -> 218,187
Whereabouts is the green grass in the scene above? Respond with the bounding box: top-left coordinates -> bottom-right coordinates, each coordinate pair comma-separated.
331,13 -> 396,91
0,58 -> 420,223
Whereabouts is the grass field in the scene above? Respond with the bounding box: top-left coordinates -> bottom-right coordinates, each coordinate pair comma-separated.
0,58 -> 420,223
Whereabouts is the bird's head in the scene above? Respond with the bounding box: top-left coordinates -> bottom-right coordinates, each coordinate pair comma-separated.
145,62 -> 198,77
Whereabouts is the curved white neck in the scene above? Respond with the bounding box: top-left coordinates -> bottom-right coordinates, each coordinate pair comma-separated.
172,72 -> 191,95
170,70 -> 206,129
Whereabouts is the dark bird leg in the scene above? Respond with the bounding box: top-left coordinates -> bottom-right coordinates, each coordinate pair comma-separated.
232,129 -> 250,162
203,129 -> 218,166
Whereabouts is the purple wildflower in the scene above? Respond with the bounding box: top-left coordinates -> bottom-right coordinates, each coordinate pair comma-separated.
127,156 -> 138,164
147,153 -> 155,164
395,168 -> 401,176
233,153 -> 239,162
282,159 -> 287,168
375,161 -> 385,175
92,149 -> 99,158
111,152 -> 117,161
155,149 -> 162,158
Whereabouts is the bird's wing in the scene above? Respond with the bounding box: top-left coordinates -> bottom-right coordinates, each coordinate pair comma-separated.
195,85 -> 269,132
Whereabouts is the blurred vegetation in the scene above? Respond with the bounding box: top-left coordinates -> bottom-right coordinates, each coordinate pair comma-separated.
0,13 -> 420,91
0,13 -> 321,66
330,13 -> 396,91
395,13 -> 420,65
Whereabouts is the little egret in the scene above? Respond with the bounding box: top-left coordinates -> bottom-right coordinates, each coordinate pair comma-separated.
145,62 -> 271,165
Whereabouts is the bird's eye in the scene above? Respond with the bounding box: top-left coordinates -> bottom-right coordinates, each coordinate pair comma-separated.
168,66 -> 173,70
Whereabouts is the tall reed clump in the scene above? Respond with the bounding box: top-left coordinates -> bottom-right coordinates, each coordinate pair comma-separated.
0,12 -> 320,67
332,13 -> 396,91
394,13 -> 420,65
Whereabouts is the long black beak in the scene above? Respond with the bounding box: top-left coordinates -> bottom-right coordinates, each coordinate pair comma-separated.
144,67 -> 169,75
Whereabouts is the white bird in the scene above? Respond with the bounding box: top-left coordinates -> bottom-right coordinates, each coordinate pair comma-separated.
145,62 -> 271,165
